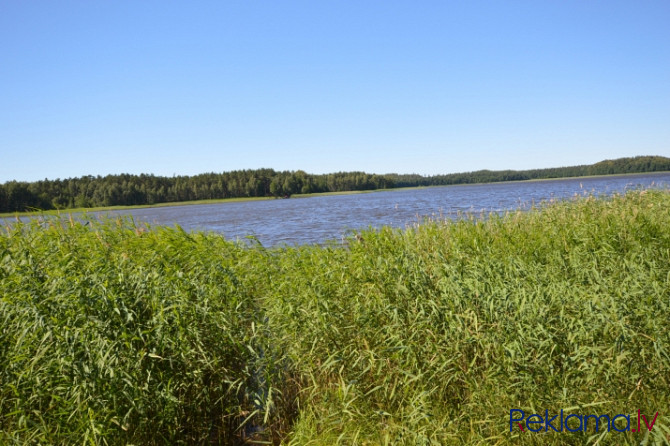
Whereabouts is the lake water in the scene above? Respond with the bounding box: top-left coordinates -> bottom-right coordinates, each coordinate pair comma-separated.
91,172 -> 670,246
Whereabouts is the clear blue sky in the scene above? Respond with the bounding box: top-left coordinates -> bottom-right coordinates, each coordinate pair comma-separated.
1,1 -> 669,182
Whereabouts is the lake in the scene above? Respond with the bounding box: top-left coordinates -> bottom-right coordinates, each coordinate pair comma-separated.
89,172 -> 670,246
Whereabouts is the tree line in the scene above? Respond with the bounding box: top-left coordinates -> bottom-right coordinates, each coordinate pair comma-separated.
1,156 -> 669,213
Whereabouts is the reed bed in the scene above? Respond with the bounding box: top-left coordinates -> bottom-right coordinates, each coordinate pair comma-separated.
0,218 -> 291,444
1,190 -> 669,445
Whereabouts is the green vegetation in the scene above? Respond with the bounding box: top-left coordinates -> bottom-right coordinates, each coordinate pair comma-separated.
0,195 -> 276,218
0,189 -> 383,219
2,190 -> 670,444
1,155 -> 669,213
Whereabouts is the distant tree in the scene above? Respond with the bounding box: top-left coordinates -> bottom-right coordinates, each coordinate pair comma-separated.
2,156 -> 669,213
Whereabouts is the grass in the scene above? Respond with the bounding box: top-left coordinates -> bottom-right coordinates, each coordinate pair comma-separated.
1,190 -> 669,444
0,196 -> 276,218
0,191 -> 387,218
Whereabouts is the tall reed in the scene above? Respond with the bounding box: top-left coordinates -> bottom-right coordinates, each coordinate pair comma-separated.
1,190 -> 669,445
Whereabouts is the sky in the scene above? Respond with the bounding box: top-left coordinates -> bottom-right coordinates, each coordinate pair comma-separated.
1,1 -> 669,183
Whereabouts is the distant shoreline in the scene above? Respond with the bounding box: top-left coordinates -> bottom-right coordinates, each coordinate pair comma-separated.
2,170 -> 668,218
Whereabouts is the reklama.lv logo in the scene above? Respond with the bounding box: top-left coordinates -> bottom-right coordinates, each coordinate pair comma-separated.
510,409 -> 659,433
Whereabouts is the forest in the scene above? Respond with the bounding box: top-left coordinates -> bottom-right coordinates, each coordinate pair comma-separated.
1,155 -> 668,212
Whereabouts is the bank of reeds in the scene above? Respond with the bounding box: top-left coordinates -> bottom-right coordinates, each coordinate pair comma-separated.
0,217 -> 294,444
1,190 -> 669,444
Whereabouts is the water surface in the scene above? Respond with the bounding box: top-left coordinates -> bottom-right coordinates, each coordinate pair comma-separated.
98,172 -> 670,246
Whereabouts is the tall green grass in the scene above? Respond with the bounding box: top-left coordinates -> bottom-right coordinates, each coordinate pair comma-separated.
1,190 -> 669,444
0,217 -> 294,444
